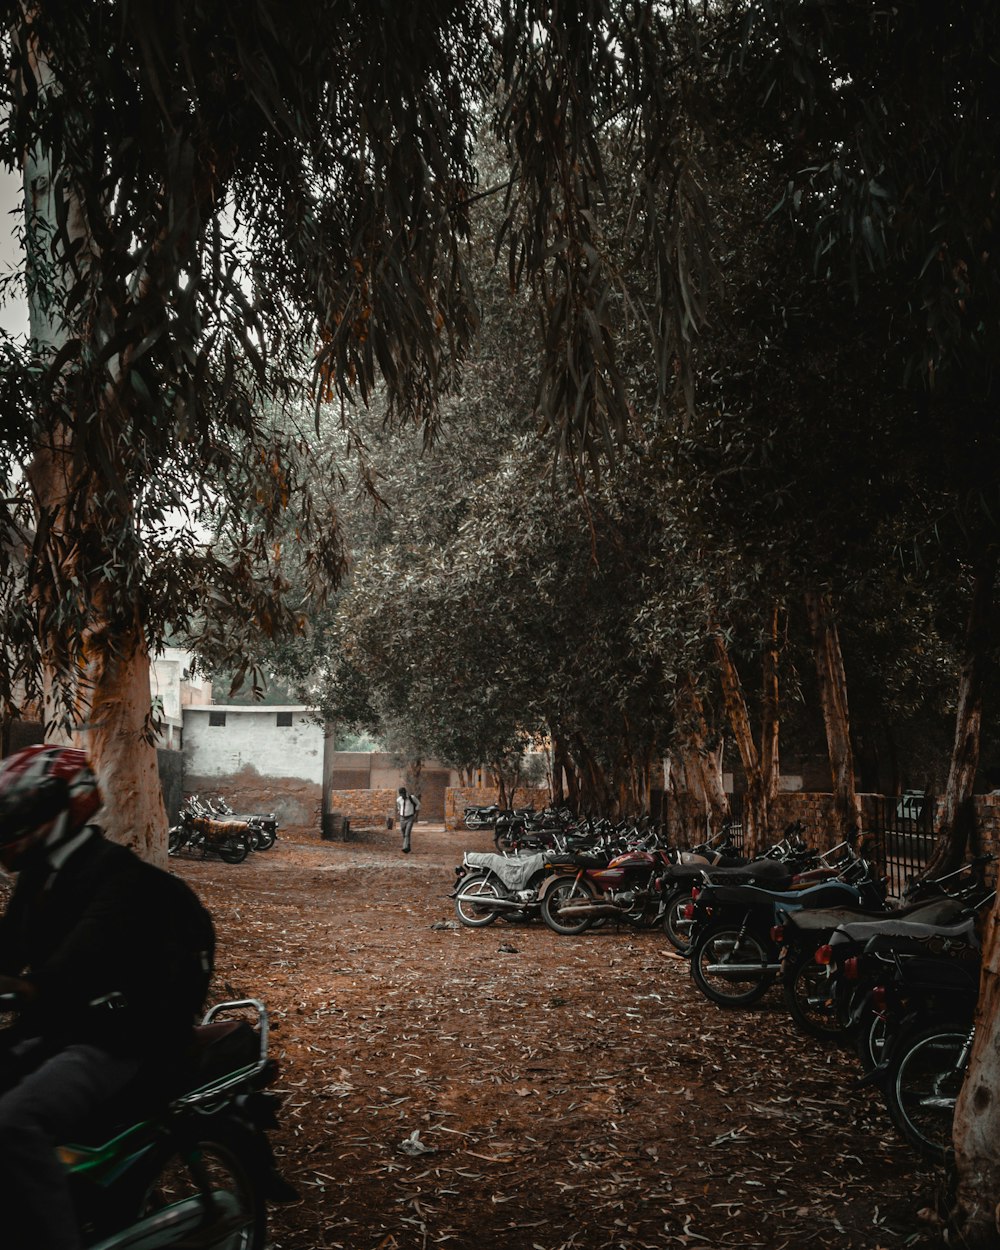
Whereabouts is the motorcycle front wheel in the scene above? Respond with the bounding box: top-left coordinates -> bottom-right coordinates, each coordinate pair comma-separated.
691,924 -> 776,1007
782,950 -> 846,1040
662,890 -> 695,954
540,878 -> 596,935
454,874 -> 502,927
132,1121 -> 267,1250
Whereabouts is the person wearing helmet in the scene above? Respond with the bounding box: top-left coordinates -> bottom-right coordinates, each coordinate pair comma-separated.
0,744 -> 215,1250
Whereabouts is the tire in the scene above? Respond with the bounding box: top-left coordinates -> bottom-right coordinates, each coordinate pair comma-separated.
691,924 -> 777,1007
253,825 -> 276,851
454,874 -> 502,927
855,1005 -> 892,1073
662,890 -> 695,954
464,813 -> 485,831
782,950 -> 847,1040
220,837 -> 250,864
168,826 -> 185,855
883,1025 -> 971,1163
540,878 -> 596,935
494,825 -> 521,852
133,1120 -> 267,1250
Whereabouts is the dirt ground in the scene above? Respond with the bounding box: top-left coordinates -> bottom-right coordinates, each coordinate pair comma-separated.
171,821 -> 949,1250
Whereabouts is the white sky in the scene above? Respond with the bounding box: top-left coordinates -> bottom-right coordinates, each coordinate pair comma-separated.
0,164 -> 28,338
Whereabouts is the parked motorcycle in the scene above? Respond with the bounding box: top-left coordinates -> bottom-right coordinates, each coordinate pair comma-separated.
169,797 -> 251,864
463,804 -> 503,830
449,850 -> 553,927
209,797 -> 278,851
536,842 -> 674,934
686,849 -> 887,1007
2,997 -> 292,1249
660,824 -> 813,953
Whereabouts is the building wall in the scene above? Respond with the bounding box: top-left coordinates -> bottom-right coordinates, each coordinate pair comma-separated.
183,706 -> 324,784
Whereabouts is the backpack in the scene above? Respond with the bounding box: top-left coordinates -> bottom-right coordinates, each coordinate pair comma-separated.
147,866 -> 216,1020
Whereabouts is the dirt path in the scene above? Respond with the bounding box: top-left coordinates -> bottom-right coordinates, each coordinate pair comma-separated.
173,822 -> 944,1250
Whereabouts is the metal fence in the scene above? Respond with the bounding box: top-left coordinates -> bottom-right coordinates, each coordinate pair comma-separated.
864,791 -> 937,897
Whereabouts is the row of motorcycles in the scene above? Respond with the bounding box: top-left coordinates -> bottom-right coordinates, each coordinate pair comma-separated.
168,795 -> 279,864
450,813 -> 994,1164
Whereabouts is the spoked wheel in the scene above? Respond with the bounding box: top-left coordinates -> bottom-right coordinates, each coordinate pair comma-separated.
220,837 -> 250,864
691,925 -> 777,1007
540,878 -> 596,935
854,1003 -> 892,1073
884,1025 -> 971,1163
662,891 -> 695,954
782,951 -> 847,1040
135,1124 -> 267,1250
454,874 -> 502,928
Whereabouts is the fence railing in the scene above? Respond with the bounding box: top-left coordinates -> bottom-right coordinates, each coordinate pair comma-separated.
864,791 -> 938,897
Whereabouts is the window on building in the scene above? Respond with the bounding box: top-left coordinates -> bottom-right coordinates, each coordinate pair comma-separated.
276,712 -> 293,727
208,711 -> 227,727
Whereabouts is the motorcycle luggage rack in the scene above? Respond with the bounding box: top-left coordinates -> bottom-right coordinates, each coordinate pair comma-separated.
171,998 -> 271,1110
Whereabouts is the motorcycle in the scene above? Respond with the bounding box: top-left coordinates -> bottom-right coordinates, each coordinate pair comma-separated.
536,842 -> 674,934
168,797 -> 251,864
209,798 -> 278,851
463,804 -> 503,830
775,858 -> 993,1041
449,850 -> 553,927
660,824 -> 814,954
686,849 -> 887,1007
4,997 -> 293,1249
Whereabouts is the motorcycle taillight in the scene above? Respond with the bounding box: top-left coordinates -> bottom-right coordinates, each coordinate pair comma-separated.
871,985 -> 887,1013
770,924 -> 784,944
844,957 -> 859,981
815,944 -> 833,965
691,886 -> 700,899
683,902 -> 696,920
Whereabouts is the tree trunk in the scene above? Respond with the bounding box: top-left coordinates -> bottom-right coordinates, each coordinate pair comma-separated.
22,71 -> 168,863
804,589 -> 861,844
950,905 -> 1000,1247
924,556 -> 996,879
760,603 -> 782,808
713,633 -> 769,856
674,675 -> 730,838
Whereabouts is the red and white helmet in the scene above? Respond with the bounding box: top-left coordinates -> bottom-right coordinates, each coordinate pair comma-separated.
0,745 -> 102,847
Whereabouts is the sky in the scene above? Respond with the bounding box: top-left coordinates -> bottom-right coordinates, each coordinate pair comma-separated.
0,164 -> 28,338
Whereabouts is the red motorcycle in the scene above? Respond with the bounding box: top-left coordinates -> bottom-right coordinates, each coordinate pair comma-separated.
537,846 -> 672,934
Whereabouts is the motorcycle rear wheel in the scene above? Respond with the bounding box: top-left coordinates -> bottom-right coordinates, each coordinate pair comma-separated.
884,1025 -> 970,1163
253,825 -> 277,851
455,874 -> 502,927
220,838 -> 250,864
691,924 -> 776,1007
133,1121 -> 267,1250
540,878 -> 596,935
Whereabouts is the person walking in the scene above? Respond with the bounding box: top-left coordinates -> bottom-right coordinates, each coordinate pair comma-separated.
396,786 -> 420,854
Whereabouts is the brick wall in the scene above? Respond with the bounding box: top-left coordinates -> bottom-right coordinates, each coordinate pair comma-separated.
327,788 -> 400,830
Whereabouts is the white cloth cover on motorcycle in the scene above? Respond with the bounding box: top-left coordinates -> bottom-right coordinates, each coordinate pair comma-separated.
464,851 -> 548,890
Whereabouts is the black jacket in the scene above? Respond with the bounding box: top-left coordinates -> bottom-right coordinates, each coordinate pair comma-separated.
0,829 -> 214,1057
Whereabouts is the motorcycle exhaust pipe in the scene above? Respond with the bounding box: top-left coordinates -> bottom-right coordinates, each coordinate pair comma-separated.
554,900 -> 632,918
454,894 -> 536,909
703,962 -> 782,975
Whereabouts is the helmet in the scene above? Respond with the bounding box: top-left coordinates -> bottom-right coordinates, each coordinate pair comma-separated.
0,745 -> 102,848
